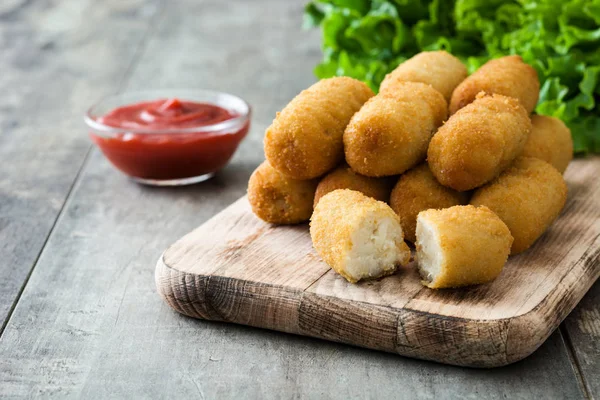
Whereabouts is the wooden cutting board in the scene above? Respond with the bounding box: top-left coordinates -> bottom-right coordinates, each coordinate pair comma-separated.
155,158 -> 600,368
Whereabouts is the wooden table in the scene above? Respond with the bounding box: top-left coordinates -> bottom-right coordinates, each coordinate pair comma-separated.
0,0 -> 598,398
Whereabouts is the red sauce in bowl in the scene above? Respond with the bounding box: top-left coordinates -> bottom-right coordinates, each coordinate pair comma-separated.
89,98 -> 249,182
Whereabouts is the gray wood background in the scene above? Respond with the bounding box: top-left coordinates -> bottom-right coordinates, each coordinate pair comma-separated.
0,0 -> 598,398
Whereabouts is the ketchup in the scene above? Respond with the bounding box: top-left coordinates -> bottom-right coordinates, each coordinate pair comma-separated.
90,98 -> 249,181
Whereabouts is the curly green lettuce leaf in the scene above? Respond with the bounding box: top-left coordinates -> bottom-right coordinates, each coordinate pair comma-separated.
345,1 -> 410,56
305,0 -> 600,154
569,115 -> 600,153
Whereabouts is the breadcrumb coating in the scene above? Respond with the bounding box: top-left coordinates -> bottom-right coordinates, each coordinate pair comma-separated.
264,77 -> 374,180
390,164 -> 469,243
380,51 -> 467,102
416,205 -> 513,289
470,157 -> 567,254
314,164 -> 394,207
344,82 -> 447,177
449,55 -> 540,114
310,189 -> 411,283
522,115 -> 573,174
428,93 -> 531,191
248,161 -> 318,224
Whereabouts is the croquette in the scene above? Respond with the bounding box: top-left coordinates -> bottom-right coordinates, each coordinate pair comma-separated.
380,51 -> 467,102
470,157 -> 567,254
248,161 -> 319,224
449,55 -> 540,114
522,115 -> 573,174
344,82 -> 447,177
310,189 -> 411,283
264,77 -> 374,180
389,164 -> 469,243
428,93 -> 531,191
313,164 -> 394,207
416,205 -> 513,289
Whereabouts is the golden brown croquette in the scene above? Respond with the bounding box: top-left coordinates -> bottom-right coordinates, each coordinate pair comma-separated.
470,157 -> 567,254
449,55 -> 540,114
248,161 -> 319,224
344,82 -> 447,177
264,77 -> 374,180
427,93 -> 531,191
380,51 -> 467,102
310,189 -> 411,283
389,164 -> 469,243
313,164 -> 395,207
416,205 -> 513,289
522,115 -> 573,174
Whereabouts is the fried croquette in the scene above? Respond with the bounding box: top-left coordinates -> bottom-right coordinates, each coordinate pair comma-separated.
522,115 -> 573,174
313,164 -> 394,207
344,82 -> 447,177
380,51 -> 467,102
310,189 -> 411,283
248,161 -> 319,224
427,93 -> 531,191
264,77 -> 374,180
389,164 -> 469,243
449,55 -> 540,114
470,157 -> 567,254
416,205 -> 513,289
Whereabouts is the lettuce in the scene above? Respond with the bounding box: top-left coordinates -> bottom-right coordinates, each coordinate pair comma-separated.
305,0 -> 600,154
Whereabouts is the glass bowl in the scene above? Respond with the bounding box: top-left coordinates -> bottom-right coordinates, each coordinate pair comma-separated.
84,90 -> 251,186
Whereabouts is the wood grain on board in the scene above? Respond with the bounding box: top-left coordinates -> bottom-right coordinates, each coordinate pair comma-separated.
157,157 -> 600,368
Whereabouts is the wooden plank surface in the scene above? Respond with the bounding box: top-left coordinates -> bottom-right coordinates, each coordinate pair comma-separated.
564,280 -> 600,398
0,0 -> 162,328
0,154 -> 588,398
157,157 -> 599,367
0,0 -> 596,397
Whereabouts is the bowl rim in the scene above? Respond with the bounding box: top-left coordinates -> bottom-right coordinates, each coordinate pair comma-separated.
84,89 -> 251,135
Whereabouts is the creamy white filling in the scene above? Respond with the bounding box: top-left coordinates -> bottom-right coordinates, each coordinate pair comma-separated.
415,216 -> 443,283
344,214 -> 404,281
